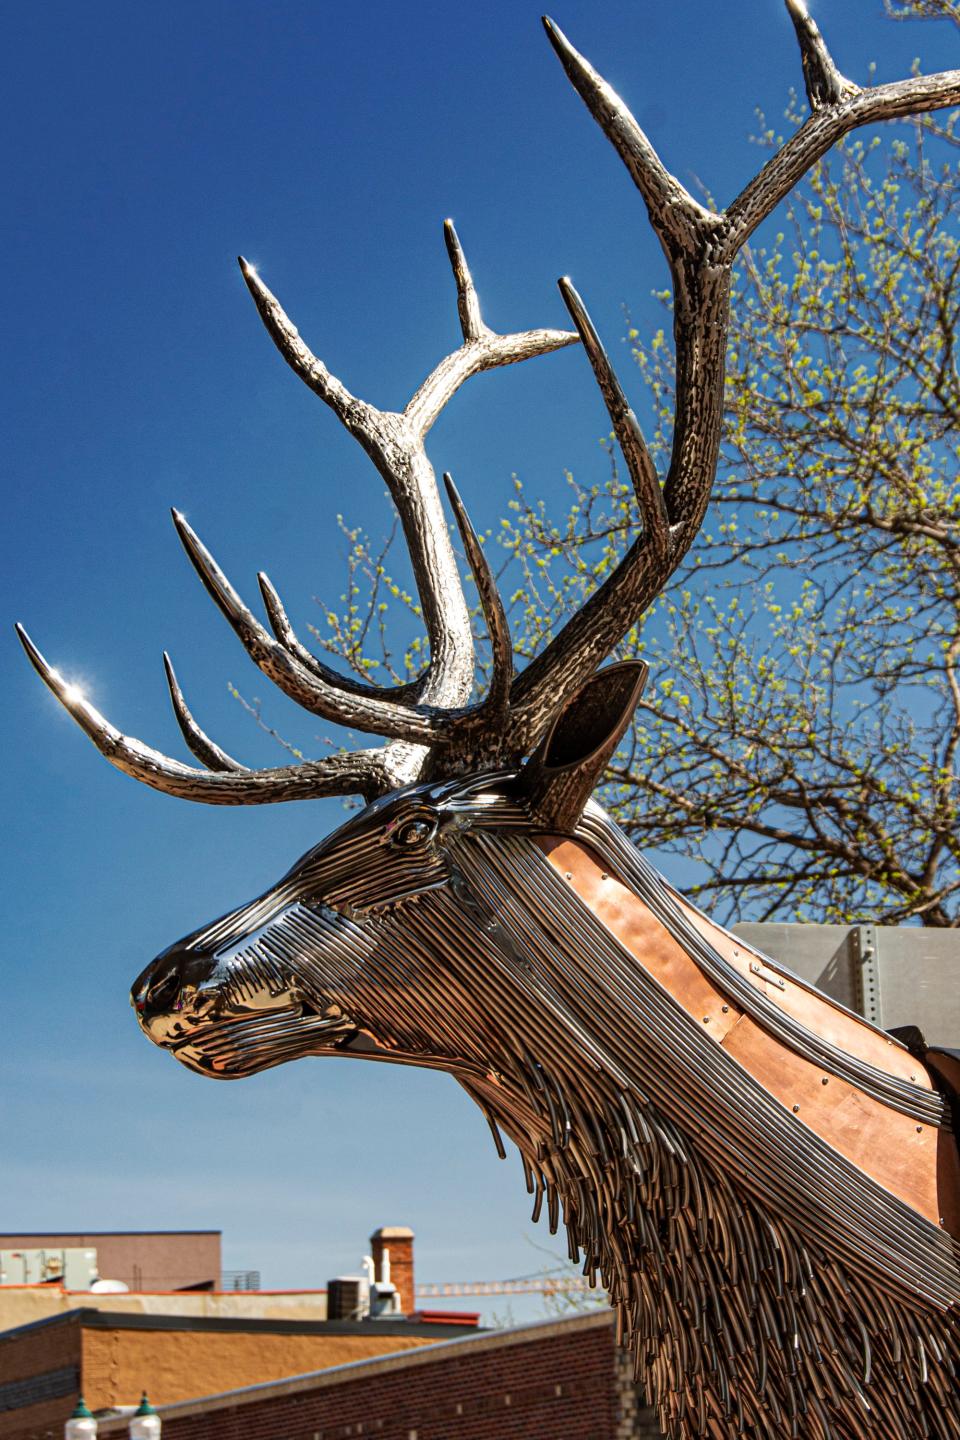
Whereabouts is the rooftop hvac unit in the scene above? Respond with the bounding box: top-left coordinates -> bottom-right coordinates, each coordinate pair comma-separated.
0,1248 -> 98,1289
326,1275 -> 369,1321
369,1280 -> 401,1318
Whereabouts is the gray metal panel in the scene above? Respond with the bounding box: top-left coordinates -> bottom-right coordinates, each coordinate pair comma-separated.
731,923 -> 857,1007
873,930 -> 960,1049
852,926 -> 881,1027
732,923 -> 959,1047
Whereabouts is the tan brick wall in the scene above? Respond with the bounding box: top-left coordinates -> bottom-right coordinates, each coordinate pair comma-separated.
80,1327 -> 437,1411
0,1319 -> 436,1439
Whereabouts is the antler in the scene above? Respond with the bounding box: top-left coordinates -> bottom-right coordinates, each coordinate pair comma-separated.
16,223 -> 576,800
238,222 -> 575,722
18,2 -> 960,801
504,2 -> 960,749
15,625 -> 395,802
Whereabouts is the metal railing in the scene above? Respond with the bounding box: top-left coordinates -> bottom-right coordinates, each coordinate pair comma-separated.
221,1269 -> 261,1291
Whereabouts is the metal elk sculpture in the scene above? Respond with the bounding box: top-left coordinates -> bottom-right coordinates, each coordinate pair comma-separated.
16,6 -> 960,1438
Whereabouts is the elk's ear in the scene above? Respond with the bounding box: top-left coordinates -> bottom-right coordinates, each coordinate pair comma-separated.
518,660 -> 648,832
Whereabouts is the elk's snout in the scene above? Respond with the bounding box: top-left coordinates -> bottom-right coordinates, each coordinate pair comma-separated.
131,945 -> 224,1048
130,899 -> 378,1077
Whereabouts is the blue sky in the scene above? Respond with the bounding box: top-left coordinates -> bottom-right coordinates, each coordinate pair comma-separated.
4,1 -> 957,1320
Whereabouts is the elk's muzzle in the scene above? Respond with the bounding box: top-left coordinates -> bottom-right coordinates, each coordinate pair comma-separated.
130,901 -> 371,1077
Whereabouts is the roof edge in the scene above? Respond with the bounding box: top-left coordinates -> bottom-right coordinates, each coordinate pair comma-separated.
95,1310 -> 614,1431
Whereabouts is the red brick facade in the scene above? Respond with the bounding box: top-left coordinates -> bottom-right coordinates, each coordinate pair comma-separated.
98,1313 -> 661,1440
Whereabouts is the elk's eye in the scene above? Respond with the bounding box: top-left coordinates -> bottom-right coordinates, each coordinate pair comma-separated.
391,817 -> 435,848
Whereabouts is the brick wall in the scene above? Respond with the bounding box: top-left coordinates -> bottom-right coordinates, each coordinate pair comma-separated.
0,1313 -> 80,1440
99,1313 -> 659,1440
612,1340 -> 662,1439
0,1314 -> 451,1440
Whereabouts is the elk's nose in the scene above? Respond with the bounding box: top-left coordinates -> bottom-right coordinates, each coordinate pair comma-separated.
131,946 -> 220,1045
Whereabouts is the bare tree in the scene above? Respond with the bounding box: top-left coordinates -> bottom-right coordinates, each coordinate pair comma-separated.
493,108 -> 960,927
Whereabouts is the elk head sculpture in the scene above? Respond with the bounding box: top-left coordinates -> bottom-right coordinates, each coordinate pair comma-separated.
16,5 -> 960,1438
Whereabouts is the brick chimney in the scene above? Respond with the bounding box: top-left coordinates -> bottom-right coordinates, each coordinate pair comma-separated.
370,1226 -> 414,1315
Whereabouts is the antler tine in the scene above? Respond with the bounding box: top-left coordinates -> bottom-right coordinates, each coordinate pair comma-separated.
508,31 -> 729,740
239,258 -> 367,435
541,17 -> 718,252
507,13 -> 960,753
557,276 -> 669,559
443,473 -> 513,715
241,226 -> 575,738
171,510 -> 449,745
258,569 -> 341,680
784,0 -> 858,111
444,219 -> 489,343
404,229 -> 579,438
16,624 -> 394,803
162,652 -> 244,773
256,572 -> 424,703
241,252 -> 475,719
724,3 -> 960,252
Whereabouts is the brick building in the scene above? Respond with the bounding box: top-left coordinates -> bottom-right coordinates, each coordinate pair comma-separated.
0,1310 -> 478,1440
0,1235 -> 220,1294
90,1312 -> 659,1440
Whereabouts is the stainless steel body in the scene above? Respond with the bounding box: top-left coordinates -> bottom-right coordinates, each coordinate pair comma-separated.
132,774 -> 960,1440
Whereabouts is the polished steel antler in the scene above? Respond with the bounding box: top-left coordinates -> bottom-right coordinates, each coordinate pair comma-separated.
17,221 -> 577,798
507,7 -> 960,746
17,1 -> 960,798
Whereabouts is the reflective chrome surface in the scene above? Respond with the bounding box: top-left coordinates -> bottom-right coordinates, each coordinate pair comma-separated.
130,773 -> 960,1440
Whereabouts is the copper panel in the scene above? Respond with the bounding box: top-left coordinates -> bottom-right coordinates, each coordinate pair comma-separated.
676,895 -> 931,1091
539,839 -> 741,1042
720,1014 -> 942,1225
539,836 -> 947,1227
